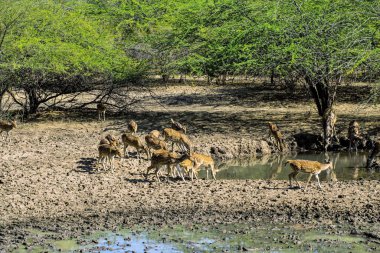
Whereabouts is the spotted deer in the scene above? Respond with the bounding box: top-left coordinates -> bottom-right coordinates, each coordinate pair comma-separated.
178,158 -> 197,181
366,140 -> 380,168
97,144 -> 122,172
0,119 -> 17,141
121,133 -> 149,159
97,102 -> 106,121
191,153 -> 217,180
145,149 -> 190,182
268,122 -> 286,152
163,128 -> 192,153
285,159 -> 333,190
149,130 -> 161,138
127,120 -> 138,134
145,133 -> 167,158
99,134 -> 120,147
348,120 -> 363,151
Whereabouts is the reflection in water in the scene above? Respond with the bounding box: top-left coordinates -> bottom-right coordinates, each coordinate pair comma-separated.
215,152 -> 380,181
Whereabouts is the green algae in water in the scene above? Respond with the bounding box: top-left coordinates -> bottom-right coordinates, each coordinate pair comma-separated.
12,223 -> 379,253
52,239 -> 79,252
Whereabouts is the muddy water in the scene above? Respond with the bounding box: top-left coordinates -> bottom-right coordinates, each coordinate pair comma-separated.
215,152 -> 380,181
11,224 -> 379,253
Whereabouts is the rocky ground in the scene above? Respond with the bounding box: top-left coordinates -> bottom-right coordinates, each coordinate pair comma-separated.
0,82 -> 379,251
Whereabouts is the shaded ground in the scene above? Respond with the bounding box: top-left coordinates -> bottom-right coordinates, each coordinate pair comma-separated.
0,83 -> 379,251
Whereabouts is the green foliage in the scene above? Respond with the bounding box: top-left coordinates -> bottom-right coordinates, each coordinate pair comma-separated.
1,0 -> 379,107
1,0 -> 138,80
0,0 -> 148,115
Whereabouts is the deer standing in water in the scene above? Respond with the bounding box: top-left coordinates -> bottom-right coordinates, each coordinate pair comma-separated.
366,140 -> 380,168
268,122 -> 286,152
191,153 -> 217,180
348,120 -> 364,152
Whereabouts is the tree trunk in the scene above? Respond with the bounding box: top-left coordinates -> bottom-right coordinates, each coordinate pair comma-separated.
305,76 -> 337,151
0,88 -> 6,113
25,87 -> 40,116
162,74 -> 169,83
270,69 -> 275,85
178,75 -> 185,83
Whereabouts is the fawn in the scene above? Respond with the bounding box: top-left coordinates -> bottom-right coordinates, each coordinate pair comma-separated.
121,133 -> 149,159
145,149 -> 190,182
99,134 -> 120,147
145,133 -> 167,158
163,128 -> 192,153
348,120 -> 363,152
191,153 -> 217,180
268,122 -> 286,152
97,144 -> 122,172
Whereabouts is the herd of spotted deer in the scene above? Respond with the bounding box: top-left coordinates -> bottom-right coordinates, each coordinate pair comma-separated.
0,102 -> 378,190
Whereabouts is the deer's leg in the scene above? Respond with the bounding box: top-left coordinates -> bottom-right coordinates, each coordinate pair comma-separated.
176,164 -> 186,181
288,171 -> 298,188
97,156 -> 102,171
190,168 -> 194,181
110,156 -> 115,172
277,138 -> 283,152
304,174 -> 313,191
166,164 -> 172,178
293,171 -> 301,188
146,149 -> 150,160
107,154 -> 112,171
103,111 -> 105,121
156,166 -> 163,182
194,169 -> 199,180
210,164 -> 217,180
146,165 -> 153,179
315,174 -> 322,189
136,148 -> 141,159
102,157 -> 107,171
124,144 -> 128,158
